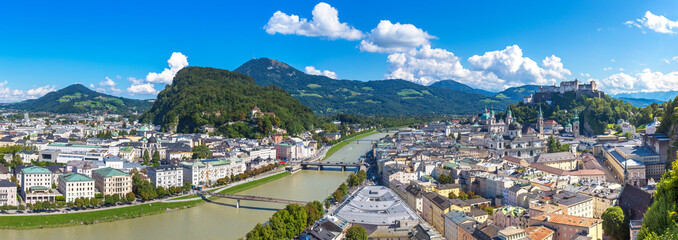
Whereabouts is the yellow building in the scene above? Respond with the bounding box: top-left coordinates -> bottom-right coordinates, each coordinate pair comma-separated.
436,183 -> 461,198
423,192 -> 470,234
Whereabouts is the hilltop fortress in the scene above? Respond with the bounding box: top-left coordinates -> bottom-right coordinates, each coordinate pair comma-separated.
524,80 -> 604,104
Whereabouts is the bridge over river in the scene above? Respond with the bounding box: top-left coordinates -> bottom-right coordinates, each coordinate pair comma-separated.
197,191 -> 308,208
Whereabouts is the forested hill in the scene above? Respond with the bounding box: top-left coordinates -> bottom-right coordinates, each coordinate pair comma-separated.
233,58 -> 511,116
508,92 -> 658,135
429,80 -> 494,96
139,67 -> 320,136
5,84 -> 153,114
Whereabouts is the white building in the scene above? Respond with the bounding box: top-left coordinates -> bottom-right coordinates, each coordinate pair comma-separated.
147,165 -> 184,188
21,166 -> 57,203
646,117 -> 660,135
0,180 -> 18,206
181,158 -> 246,185
58,172 -> 95,202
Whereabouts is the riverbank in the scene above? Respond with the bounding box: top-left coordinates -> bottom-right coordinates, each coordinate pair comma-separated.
0,171 -> 291,230
0,199 -> 203,230
323,130 -> 377,161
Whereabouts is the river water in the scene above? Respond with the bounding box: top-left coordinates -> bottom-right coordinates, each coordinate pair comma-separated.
1,132 -> 388,240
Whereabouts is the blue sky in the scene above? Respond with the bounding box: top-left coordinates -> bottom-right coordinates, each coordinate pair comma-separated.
1,0 -> 677,101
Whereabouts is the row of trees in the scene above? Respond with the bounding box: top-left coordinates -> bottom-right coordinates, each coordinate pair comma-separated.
245,201 -> 325,240
331,170 -> 367,204
214,164 -> 280,186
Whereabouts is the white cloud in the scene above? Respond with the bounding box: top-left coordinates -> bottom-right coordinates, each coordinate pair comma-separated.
305,66 -> 338,79
626,11 -> 678,34
619,68 -> 625,71
0,81 -> 56,102
610,59 -> 616,62
384,45 -> 571,91
580,73 -> 591,77
99,77 -> 117,87
600,68 -> 678,94
603,67 -> 612,71
385,45 -> 477,86
264,2 -> 363,40
127,83 -> 158,95
145,52 -> 188,84
466,45 -> 570,87
359,20 -> 436,53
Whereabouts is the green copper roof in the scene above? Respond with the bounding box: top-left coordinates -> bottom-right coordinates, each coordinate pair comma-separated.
60,172 -> 94,182
92,167 -> 130,178
29,186 -> 50,191
22,166 -> 52,174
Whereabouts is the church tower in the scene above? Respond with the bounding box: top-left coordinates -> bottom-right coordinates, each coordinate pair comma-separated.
537,106 -> 544,134
573,111 -> 580,139
506,108 -> 513,127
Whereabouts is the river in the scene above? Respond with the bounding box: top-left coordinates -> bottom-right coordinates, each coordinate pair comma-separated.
1,132 -> 389,240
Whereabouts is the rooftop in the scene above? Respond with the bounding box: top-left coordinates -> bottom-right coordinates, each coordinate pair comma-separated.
532,213 -> 600,227
21,166 -> 52,174
60,172 -> 94,182
92,167 -> 130,178
524,226 -> 555,240
334,186 -> 419,226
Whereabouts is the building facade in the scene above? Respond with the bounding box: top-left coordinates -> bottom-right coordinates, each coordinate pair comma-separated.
92,167 -> 132,197
58,172 -> 95,202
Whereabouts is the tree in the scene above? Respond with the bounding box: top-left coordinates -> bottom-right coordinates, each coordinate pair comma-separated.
305,201 -> 324,225
448,192 -> 458,199
347,173 -> 360,186
10,154 -> 23,167
339,183 -> 348,195
357,170 -> 367,183
346,225 -> 368,240
332,190 -> 344,202
126,192 -> 136,202
90,198 -> 99,207
156,186 -> 168,197
547,135 -> 571,153
74,198 -> 84,208
437,174 -> 454,184
602,206 -> 629,240
182,182 -> 192,192
192,145 -> 212,159
152,150 -> 161,166
142,149 -> 150,165
458,192 -> 469,200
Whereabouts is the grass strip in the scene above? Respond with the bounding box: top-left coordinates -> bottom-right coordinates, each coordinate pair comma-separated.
323,130 -> 377,161
217,172 -> 291,194
0,200 -> 203,230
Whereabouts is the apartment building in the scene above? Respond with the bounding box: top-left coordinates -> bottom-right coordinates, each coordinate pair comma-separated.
58,172 -> 95,202
92,167 -> 132,197
147,165 -> 184,188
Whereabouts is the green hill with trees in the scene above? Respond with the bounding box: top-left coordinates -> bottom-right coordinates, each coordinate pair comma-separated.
508,92 -> 657,135
234,58 -> 510,116
139,67 -> 320,137
5,84 -> 153,114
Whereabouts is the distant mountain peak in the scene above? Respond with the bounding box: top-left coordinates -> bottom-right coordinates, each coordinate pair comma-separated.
4,83 -> 152,114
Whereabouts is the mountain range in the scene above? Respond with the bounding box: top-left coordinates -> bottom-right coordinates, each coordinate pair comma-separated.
4,58 -> 667,116
233,58 -> 512,115
4,84 -> 153,114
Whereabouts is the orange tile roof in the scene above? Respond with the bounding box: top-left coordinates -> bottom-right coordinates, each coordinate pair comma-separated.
532,214 -> 601,227
524,226 -> 555,240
